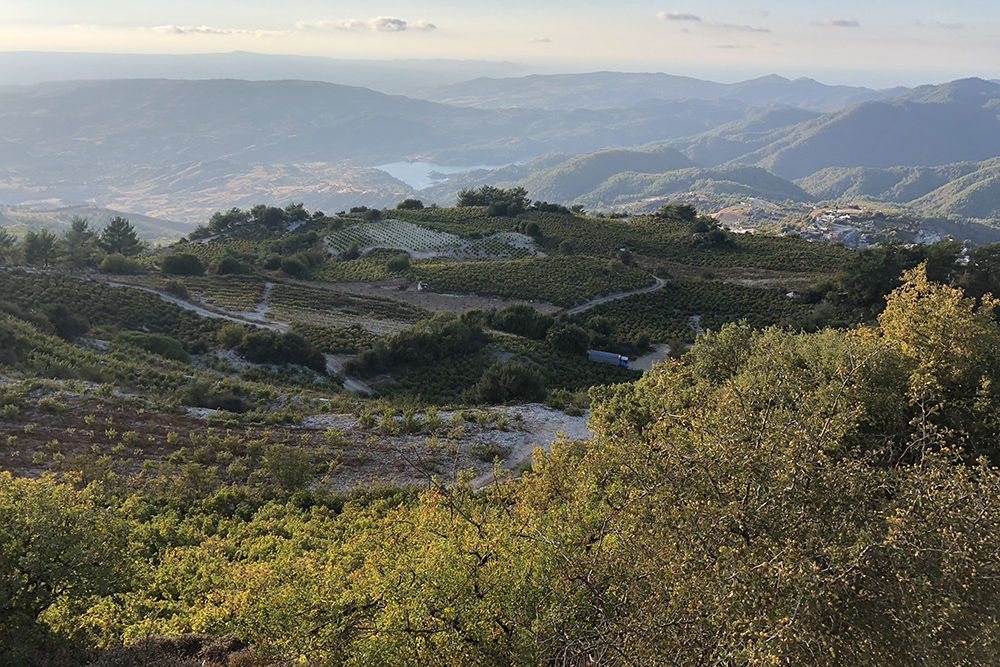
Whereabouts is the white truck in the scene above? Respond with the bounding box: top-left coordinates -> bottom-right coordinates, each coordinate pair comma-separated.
588,350 -> 630,368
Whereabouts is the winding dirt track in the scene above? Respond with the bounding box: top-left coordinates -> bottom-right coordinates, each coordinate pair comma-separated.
564,276 -> 665,315
92,278 -> 290,332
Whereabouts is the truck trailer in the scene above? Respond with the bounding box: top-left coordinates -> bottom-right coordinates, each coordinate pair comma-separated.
588,350 -> 629,368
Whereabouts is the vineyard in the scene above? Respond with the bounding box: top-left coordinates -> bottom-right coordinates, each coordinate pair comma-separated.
325,219 -> 538,260
0,271 -> 227,350
409,256 -> 655,308
291,322 -> 377,355
266,282 -> 430,334
379,335 -> 641,404
574,280 -> 815,343
392,206 -> 520,237
163,226 -> 282,265
106,274 -> 268,313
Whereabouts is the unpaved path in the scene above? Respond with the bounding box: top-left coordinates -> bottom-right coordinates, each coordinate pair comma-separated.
92,278 -> 290,332
283,275 -> 561,315
468,404 -> 593,490
631,343 -> 673,371
564,276 -> 665,315
324,354 -> 373,395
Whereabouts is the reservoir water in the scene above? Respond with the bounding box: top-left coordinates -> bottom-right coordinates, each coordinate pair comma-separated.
373,161 -> 507,190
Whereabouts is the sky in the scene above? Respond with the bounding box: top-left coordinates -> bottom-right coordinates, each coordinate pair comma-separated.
2,0 -> 999,88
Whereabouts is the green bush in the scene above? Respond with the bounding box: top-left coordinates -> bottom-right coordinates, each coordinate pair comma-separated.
215,256 -> 243,275
161,253 -> 206,276
100,253 -> 144,275
240,330 -> 326,373
386,252 -> 411,273
163,279 -> 188,299
114,331 -> 191,364
217,323 -> 246,349
464,359 -> 545,404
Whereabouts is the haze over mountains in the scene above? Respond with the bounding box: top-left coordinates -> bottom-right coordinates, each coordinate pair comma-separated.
2,53 -> 1000,232
420,72 -> 907,112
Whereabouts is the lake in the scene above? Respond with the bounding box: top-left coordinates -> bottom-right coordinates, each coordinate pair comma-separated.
373,161 -> 507,190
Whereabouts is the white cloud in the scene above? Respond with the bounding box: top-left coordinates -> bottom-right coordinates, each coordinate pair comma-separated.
707,22 -> 771,33
371,17 -> 408,32
530,37 -> 552,43
815,18 -> 861,28
752,9 -> 770,18
656,11 -> 701,21
150,25 -> 286,37
297,17 -> 436,32
656,11 -> 767,32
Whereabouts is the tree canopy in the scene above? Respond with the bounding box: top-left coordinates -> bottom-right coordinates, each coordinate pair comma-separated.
99,216 -> 147,256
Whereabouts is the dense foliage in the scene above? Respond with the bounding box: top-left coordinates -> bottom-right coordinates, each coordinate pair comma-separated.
5,266 -> 1000,665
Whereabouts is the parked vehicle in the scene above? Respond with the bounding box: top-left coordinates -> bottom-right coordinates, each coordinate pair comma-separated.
588,349 -> 629,368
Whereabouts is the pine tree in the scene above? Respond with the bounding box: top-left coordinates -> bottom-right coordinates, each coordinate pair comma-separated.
99,216 -> 147,256
58,217 -> 101,268
21,229 -> 57,266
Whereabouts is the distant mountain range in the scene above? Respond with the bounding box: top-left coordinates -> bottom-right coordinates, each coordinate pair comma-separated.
0,51 -> 527,95
420,72 -> 907,112
676,78 -> 1000,179
1,67 -> 1000,228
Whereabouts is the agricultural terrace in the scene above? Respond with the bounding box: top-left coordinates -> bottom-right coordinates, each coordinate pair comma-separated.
385,338 -> 640,404
97,274 -> 268,313
0,271 -> 227,350
325,219 -> 538,260
409,256 -> 655,308
161,225 -> 283,266
392,206 -> 523,237
526,212 -> 850,273
267,282 -> 431,335
575,280 -> 816,343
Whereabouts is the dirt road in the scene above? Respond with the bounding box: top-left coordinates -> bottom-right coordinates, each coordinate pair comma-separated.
564,276 -> 665,315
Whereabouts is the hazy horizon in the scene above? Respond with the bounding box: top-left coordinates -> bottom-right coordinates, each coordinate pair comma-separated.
2,0 -> 999,90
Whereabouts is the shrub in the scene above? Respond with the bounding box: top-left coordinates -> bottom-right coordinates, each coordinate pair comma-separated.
386,252 -> 410,273
240,330 -> 326,373
215,256 -> 243,275
114,331 -> 190,364
464,359 -> 545,404
161,253 -> 205,276
491,303 -> 554,340
163,279 -> 188,299
217,323 -> 246,349
100,253 -> 143,275
45,304 -> 89,340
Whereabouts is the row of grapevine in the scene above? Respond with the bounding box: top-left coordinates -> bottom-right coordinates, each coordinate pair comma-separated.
325,219 -> 538,260
409,256 -> 655,308
268,283 -> 430,322
573,280 -> 814,343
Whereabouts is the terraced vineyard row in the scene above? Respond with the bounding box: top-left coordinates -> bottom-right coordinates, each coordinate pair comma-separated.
167,227 -> 282,265
112,275 -> 267,312
410,256 -> 655,308
393,206 -> 518,236
268,283 -> 431,323
326,219 -> 537,260
291,322 -> 378,355
576,280 -> 814,342
269,307 -> 411,335
0,271 -> 227,349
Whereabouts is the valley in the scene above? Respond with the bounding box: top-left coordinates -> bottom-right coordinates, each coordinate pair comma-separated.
5,63 -> 1000,666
